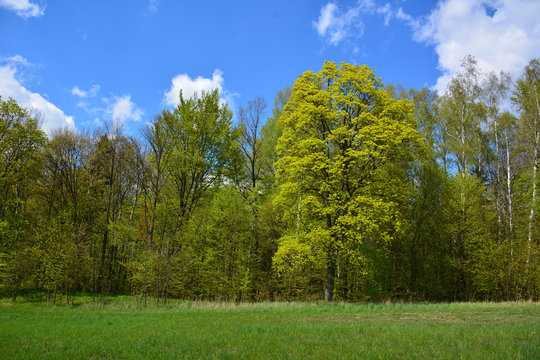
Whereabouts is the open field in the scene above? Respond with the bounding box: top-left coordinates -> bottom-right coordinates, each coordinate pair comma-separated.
0,297 -> 538,359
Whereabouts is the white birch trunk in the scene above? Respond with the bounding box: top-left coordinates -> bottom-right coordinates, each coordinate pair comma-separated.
526,84 -> 540,272
505,130 -> 514,258
495,119 -> 503,241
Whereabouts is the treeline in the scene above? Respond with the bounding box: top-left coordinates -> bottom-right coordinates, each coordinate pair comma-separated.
0,56 -> 538,303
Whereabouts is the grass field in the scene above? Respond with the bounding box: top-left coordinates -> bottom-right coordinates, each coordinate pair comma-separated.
0,296 -> 538,359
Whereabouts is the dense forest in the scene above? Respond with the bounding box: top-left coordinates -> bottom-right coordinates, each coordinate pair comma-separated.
0,56 -> 538,303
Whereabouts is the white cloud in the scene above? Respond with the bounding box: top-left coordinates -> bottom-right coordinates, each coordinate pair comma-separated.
312,0 -> 540,94
164,69 -> 227,107
71,84 -> 100,98
71,87 -> 87,98
105,95 -> 143,126
0,0 -> 44,18
414,0 -> 540,93
314,3 -> 338,37
0,57 -> 75,134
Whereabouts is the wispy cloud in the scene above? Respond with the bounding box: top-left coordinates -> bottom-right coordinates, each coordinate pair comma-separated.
0,54 -> 32,66
148,0 -> 158,14
0,55 -> 75,134
313,1 -> 407,46
73,88 -> 144,128
376,3 -> 392,26
71,84 -> 100,98
313,2 -> 365,46
0,0 -> 45,18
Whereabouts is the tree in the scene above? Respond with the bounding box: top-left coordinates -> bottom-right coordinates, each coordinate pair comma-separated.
36,128 -> 94,299
403,159 -> 453,300
482,71 -> 512,242
260,87 -> 292,187
0,96 -> 46,301
386,86 -> 457,300
137,111 -> 174,304
197,186 -> 251,300
89,124 -> 139,295
512,58 -> 540,298
238,96 -> 267,191
154,89 -> 240,303
438,56 -> 485,176
142,111 -> 173,250
39,128 -> 92,222
237,96 -> 271,298
0,96 -> 46,217
275,62 -> 422,301
437,56 -> 495,298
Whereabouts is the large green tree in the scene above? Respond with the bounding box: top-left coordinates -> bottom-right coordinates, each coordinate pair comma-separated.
275,62 -> 422,301
0,96 -> 47,300
149,89 -> 240,303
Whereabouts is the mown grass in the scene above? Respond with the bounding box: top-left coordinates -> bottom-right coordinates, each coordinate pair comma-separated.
0,296 -> 538,359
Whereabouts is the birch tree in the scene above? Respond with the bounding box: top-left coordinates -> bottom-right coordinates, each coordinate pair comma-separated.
512,59 -> 540,297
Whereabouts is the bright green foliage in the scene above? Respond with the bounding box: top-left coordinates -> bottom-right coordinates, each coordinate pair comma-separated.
274,62 -> 423,300
272,233 -> 325,299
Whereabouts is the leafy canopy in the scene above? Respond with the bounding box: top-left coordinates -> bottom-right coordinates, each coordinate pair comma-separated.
274,62 -> 422,299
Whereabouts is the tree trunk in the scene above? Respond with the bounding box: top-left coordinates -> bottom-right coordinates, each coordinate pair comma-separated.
494,118 -> 503,242
505,130 -> 514,258
526,93 -> 539,281
526,132 -> 538,274
296,193 -> 302,236
325,253 -> 336,301
99,142 -> 116,294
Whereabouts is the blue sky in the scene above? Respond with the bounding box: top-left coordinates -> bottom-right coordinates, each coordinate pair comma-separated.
1,0 -> 539,136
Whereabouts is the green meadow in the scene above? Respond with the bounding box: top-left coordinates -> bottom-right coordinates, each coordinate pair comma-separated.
0,297 -> 538,359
